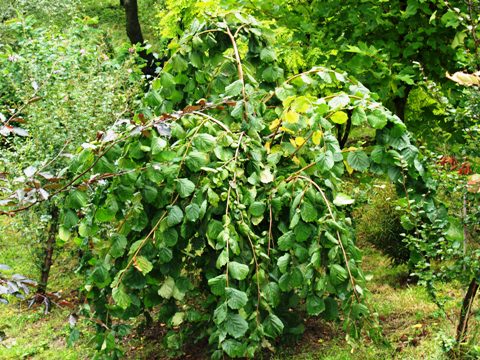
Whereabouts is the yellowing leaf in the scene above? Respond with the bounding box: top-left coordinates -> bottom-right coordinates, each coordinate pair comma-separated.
269,118 -> 281,131
265,141 -> 271,153
330,111 -> 348,124
446,71 -> 480,86
292,156 -> 300,165
280,126 -> 294,134
289,138 -> 296,147
312,130 -> 323,145
295,137 -> 306,146
285,111 -> 299,124
344,160 -> 353,175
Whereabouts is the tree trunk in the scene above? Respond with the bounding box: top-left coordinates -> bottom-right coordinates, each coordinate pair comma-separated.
36,205 -> 59,296
122,0 -> 156,77
456,278 -> 479,344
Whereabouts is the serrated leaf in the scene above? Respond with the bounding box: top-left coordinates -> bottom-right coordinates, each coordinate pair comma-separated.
277,231 -> 294,250
260,47 -> 277,62
208,274 -> 226,295
185,203 -> 201,221
193,133 -> 216,151
151,137 -> 167,155
330,264 -> 348,285
222,339 -> 245,357
112,285 -> 131,309
134,256 -> 153,275
249,201 -> 266,217
277,253 -> 290,273
263,314 -> 284,338
225,313 -> 248,339
228,262 -> 249,280
306,295 -> 325,315
176,178 -> 195,198
167,206 -> 184,227
351,107 -> 367,125
367,110 -> 387,129
316,150 -> 335,172
158,277 -> 175,299
263,282 -> 280,307
214,302 -> 228,324
347,150 -> 370,171
224,80 -> 243,97
226,287 -> 248,309
301,201 -> 318,222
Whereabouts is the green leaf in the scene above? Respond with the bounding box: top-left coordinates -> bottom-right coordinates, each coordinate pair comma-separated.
110,235 -> 127,258
151,137 -> 167,155
294,221 -> 312,242
333,193 -> 355,206
347,151 -> 370,171
214,303 -> 228,324
306,295 -> 325,315
263,282 -> 280,307
171,312 -> 185,326
67,190 -> 88,209
262,65 -> 283,82
263,314 -> 284,338
157,228 -> 178,247
300,201 -> 318,222
330,264 -> 348,285
176,178 -> 195,198
224,80 -> 243,97
112,285 -> 131,309
277,231 -> 294,250
134,256 -> 153,275
351,107 -> 367,125
158,277 -> 175,299
249,201 -> 266,217
222,339 -> 245,357
186,151 -> 210,172
226,287 -> 248,309
277,253 -> 290,273
228,262 -> 249,280
208,274 -> 227,296
330,111 -> 348,124
167,206 -> 184,227
446,218 -> 464,242
225,313 -> 248,339
260,48 -> 277,62
316,150 -> 335,172
323,297 -> 339,321
185,203 -> 201,221
367,110 -> 387,129
193,133 -> 216,151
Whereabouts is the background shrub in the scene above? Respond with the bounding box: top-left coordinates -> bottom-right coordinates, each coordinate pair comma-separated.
353,184 -> 410,265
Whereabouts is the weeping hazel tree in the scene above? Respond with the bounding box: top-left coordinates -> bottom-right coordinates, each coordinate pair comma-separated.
0,12 -> 458,359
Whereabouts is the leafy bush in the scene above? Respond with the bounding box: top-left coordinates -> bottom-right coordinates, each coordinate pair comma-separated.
353,184 -> 410,265
36,13 -> 437,358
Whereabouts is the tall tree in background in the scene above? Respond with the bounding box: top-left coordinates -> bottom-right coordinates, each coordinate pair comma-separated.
121,0 -> 156,76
